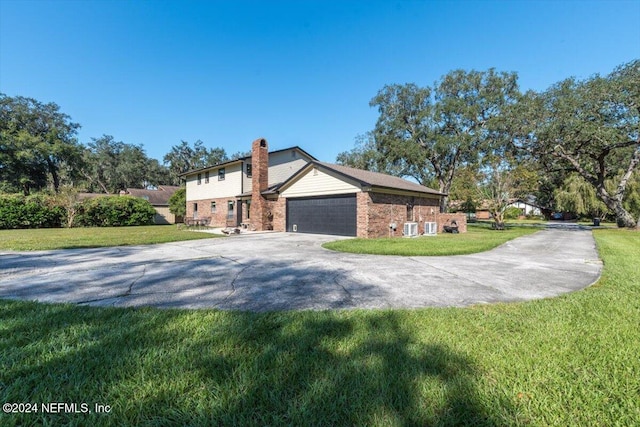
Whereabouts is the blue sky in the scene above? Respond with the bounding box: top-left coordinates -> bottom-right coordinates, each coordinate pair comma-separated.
1,0 -> 639,164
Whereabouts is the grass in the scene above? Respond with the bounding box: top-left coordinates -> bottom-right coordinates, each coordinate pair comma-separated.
1,229 -> 639,425
0,225 -> 221,251
322,224 -> 539,256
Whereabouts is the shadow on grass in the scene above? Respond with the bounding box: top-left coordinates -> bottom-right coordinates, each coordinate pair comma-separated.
0,301 -> 516,426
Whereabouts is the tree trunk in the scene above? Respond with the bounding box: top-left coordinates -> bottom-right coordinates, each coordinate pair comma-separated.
439,195 -> 449,214
46,157 -> 60,193
596,186 -> 637,228
492,210 -> 505,230
614,206 -> 637,228
438,177 -> 452,213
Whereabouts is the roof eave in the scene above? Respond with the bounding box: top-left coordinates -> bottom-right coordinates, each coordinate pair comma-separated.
179,159 -> 244,177
368,185 -> 446,198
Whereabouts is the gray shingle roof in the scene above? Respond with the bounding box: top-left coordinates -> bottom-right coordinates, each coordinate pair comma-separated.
314,162 -> 445,196
125,186 -> 180,206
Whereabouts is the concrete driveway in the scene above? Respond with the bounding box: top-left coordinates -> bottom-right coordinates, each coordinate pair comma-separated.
0,229 -> 602,311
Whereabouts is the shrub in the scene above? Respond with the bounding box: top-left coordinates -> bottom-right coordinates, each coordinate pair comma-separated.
168,187 -> 186,218
76,196 -> 156,227
504,206 -> 523,220
0,193 -> 64,229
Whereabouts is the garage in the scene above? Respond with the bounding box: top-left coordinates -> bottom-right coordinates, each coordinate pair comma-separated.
286,194 -> 357,236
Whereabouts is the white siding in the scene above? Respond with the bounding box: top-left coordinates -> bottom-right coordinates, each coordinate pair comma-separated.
185,163 -> 243,201
243,148 -> 312,192
281,167 -> 360,198
508,201 -> 541,216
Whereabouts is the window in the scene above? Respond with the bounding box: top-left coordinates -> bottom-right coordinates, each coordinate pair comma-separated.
246,164 -> 252,178
205,171 -> 210,183
193,203 -> 198,219
218,168 -> 225,181
246,200 -> 251,219
227,200 -> 234,219
211,201 -> 216,213
197,173 -> 202,185
407,204 -> 414,222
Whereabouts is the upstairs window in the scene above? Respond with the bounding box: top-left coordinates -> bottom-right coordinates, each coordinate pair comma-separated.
197,173 -> 202,185
218,168 -> 225,181
246,164 -> 252,178
205,171 -> 210,183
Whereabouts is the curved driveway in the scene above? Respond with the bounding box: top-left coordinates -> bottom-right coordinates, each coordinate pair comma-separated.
0,229 -> 602,311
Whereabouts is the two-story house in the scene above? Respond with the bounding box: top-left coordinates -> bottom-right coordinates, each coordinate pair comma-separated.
182,138 -> 466,237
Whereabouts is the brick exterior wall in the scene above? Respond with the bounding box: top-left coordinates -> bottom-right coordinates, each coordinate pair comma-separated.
250,138 -> 270,231
267,197 -> 286,232
356,191 -> 464,238
421,212 -> 468,234
186,196 -> 239,227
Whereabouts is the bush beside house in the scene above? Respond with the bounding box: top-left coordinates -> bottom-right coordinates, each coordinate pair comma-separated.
0,193 -> 156,229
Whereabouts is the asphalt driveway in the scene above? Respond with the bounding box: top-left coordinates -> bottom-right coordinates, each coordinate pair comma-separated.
0,229 -> 602,311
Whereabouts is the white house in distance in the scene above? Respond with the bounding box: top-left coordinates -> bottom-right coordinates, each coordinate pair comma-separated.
181,138 -> 466,237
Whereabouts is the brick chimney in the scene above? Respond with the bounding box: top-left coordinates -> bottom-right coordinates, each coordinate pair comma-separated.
250,138 -> 270,230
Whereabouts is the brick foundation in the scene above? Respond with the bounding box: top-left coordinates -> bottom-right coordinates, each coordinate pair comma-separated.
356,192 -> 464,238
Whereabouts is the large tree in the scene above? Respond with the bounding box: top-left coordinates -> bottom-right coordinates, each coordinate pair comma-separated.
0,94 -> 82,194
370,69 -> 520,212
163,140 -> 228,184
336,132 -> 412,178
516,60 -> 640,228
81,135 -> 167,193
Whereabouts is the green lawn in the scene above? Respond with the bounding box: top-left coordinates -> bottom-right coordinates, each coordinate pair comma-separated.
1,229 -> 639,426
0,225 -> 221,251
323,224 -> 539,256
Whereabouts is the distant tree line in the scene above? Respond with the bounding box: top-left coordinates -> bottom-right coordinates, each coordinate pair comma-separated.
0,93 -> 245,195
337,60 -> 639,228
2,61 -> 638,228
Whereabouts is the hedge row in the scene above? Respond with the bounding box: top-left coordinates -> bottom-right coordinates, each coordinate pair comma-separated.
78,196 -> 156,227
0,194 -> 156,229
0,194 -> 65,229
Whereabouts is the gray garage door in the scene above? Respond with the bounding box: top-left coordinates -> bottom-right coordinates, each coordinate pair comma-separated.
286,194 -> 357,236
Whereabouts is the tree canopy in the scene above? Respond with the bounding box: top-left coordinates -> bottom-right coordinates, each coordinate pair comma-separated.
0,93 -> 229,194
0,94 -> 83,194
369,69 -> 520,212
163,140 -> 229,185
514,60 -> 640,227
337,60 -> 639,228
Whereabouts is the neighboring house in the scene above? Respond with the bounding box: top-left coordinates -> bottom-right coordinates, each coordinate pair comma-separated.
450,196 -> 550,220
122,186 -> 182,224
508,198 -> 546,217
182,138 -> 465,237
448,199 -> 492,220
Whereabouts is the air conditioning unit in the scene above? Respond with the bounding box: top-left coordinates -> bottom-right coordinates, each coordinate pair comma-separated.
424,222 -> 437,235
403,222 -> 418,237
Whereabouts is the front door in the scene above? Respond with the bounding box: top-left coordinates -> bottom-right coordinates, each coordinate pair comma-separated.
226,200 -> 236,227
236,200 -> 243,225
